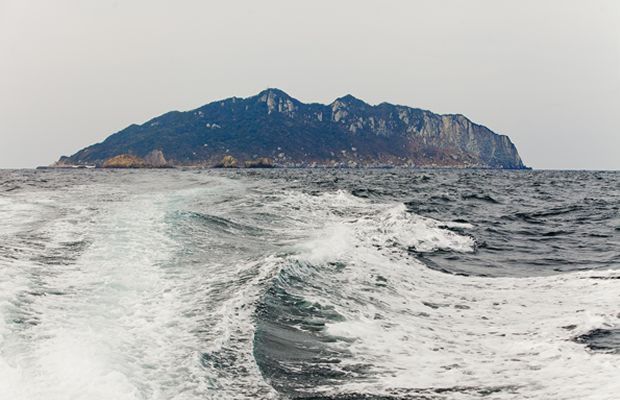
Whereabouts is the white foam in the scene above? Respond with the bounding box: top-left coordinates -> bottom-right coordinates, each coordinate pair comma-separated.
285,192 -> 620,400
362,203 -> 475,253
323,265 -> 620,399
0,174 -> 279,400
297,223 -> 356,264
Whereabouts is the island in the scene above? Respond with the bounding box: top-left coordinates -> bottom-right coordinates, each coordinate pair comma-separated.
51,89 -> 527,169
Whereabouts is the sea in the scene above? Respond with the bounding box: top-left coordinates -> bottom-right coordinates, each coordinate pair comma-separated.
0,168 -> 618,400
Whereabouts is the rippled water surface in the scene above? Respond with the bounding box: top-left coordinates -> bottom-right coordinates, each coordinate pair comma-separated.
0,169 -> 618,399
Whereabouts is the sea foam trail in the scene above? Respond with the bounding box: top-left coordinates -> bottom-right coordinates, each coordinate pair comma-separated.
255,190 -> 620,400
1,186 -> 183,399
0,184 -> 102,398
0,174 -> 280,400
1,171 -> 618,400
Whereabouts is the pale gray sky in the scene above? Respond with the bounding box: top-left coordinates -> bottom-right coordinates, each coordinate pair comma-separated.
1,0 -> 619,169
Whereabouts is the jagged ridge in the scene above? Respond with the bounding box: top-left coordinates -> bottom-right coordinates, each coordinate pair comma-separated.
59,88 -> 526,168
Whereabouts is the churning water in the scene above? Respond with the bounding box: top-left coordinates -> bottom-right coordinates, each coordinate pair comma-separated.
0,169 -> 618,399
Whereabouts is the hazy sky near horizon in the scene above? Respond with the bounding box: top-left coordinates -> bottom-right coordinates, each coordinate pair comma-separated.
1,0 -> 619,169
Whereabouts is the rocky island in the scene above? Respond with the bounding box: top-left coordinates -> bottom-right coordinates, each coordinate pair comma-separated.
54,89 -> 526,169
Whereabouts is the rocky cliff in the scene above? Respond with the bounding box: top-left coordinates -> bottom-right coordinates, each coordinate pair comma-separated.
59,89 -> 526,168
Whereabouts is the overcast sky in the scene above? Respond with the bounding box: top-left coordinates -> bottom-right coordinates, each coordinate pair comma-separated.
1,0 -> 618,169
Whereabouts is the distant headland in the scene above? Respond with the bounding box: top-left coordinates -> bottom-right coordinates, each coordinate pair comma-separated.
49,89 -> 527,169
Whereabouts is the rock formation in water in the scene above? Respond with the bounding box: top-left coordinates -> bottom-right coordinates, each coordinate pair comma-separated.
101,154 -> 146,168
58,89 -> 527,168
214,155 -> 239,168
244,157 -> 274,168
143,149 -> 168,167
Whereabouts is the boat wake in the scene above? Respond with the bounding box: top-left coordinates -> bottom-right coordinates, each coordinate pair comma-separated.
0,170 -> 617,399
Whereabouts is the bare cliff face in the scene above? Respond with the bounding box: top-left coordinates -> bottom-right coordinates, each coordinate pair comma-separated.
59,89 -> 526,168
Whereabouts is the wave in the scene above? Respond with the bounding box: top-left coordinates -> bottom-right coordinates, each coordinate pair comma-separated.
253,189 -> 620,399
461,193 -> 500,204
575,328 -> 620,355
176,210 -> 266,236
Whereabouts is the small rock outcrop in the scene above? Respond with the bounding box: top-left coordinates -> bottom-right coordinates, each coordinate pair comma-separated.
244,157 -> 274,168
102,154 -> 146,168
144,150 -> 168,167
215,155 -> 238,168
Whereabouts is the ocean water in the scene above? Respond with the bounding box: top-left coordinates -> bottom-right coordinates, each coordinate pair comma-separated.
0,169 -> 618,400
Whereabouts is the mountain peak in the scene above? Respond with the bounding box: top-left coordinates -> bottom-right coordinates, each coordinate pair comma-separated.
256,88 -> 292,100
254,88 -> 298,114
332,94 -> 368,108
